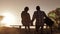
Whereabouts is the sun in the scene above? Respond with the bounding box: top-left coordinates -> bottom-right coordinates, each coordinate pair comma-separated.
1,12 -> 16,27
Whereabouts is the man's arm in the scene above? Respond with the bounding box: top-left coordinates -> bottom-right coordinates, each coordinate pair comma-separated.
42,11 -> 47,19
31,12 -> 36,23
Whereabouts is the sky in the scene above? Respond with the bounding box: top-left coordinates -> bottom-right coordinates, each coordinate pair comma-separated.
0,0 -> 60,26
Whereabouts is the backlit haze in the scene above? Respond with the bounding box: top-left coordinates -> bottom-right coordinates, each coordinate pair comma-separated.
0,0 -> 60,27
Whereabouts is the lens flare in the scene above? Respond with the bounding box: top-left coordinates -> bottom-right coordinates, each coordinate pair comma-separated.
2,12 -> 16,27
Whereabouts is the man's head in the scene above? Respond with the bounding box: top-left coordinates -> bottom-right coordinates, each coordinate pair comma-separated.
24,7 -> 29,12
36,6 -> 40,10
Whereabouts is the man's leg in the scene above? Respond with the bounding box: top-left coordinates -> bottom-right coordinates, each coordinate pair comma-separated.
35,25 -> 40,32
40,26 -> 43,34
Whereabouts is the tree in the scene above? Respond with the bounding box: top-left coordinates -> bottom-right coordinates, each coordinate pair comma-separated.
48,8 -> 60,29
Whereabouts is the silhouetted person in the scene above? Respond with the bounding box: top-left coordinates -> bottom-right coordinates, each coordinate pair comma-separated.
32,6 -> 47,34
21,7 -> 31,31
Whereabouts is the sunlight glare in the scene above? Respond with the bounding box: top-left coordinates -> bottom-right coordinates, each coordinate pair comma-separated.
2,12 -> 16,27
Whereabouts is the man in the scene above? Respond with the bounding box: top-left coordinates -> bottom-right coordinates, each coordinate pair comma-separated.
32,6 -> 47,34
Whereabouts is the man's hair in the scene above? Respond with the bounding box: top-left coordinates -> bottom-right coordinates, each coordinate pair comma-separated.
36,6 -> 40,10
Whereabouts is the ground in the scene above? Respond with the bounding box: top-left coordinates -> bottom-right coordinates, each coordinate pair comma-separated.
0,27 -> 60,34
